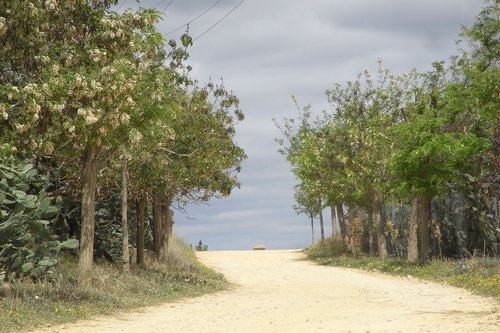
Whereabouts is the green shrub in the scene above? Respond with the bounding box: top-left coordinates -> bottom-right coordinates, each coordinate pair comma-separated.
0,151 -> 78,281
304,237 -> 349,258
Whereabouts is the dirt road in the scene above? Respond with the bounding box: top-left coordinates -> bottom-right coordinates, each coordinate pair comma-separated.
38,250 -> 498,333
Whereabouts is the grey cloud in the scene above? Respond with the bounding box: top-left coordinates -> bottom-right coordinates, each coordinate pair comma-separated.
315,0 -> 481,36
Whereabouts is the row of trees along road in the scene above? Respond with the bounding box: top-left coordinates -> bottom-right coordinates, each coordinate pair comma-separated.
0,1 -> 245,287
276,1 -> 499,263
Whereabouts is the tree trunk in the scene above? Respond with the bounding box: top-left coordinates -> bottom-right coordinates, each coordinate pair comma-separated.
318,199 -> 325,241
373,194 -> 388,259
347,206 -> 362,255
136,197 -> 146,266
77,148 -> 98,288
310,212 -> 315,244
330,206 -> 338,238
367,208 -> 375,256
158,203 -> 168,261
159,197 -> 173,262
418,194 -> 431,262
493,196 -> 500,255
408,194 -> 432,263
152,194 -> 161,257
336,204 -> 347,244
121,160 -> 130,272
167,209 -> 174,241
407,197 -> 419,263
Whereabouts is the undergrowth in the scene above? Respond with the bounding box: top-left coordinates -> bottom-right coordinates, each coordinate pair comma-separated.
305,237 -> 500,301
0,238 -> 227,333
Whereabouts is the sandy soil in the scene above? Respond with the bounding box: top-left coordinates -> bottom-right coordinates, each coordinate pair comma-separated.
35,250 -> 499,333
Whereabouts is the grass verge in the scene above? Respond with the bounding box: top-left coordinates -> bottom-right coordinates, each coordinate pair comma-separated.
304,238 -> 500,301
0,238 -> 227,333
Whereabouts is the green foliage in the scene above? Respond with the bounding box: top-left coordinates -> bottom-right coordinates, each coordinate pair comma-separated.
304,237 -> 349,258
277,1 -> 499,259
0,152 -> 78,280
292,183 -> 321,218
389,112 -> 487,198
0,0 -> 245,286
459,0 -> 500,70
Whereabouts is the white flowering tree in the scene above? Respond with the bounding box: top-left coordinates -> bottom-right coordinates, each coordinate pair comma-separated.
0,1 -> 169,286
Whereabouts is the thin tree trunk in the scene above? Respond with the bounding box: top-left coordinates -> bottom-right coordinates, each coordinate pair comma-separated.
318,199 -> 325,241
348,206 -> 361,255
136,197 -> 146,266
336,204 -> 347,244
121,160 -> 130,272
367,208 -> 375,256
407,197 -> 420,263
373,194 -> 388,259
159,197 -> 173,262
330,206 -> 337,238
167,209 -> 174,241
418,194 -> 431,262
493,196 -> 500,255
152,194 -> 161,257
159,202 -> 168,261
310,212 -> 315,244
77,148 -> 98,288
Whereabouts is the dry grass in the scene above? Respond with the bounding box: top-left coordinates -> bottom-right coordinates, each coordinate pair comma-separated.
305,238 -> 500,301
0,238 -> 227,333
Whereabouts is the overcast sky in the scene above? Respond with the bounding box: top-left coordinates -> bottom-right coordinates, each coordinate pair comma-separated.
118,0 -> 483,250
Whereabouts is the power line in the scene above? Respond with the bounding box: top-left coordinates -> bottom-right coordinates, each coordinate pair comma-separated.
117,0 -> 128,11
151,0 -> 167,8
165,0 -> 224,35
161,0 -> 175,12
152,0 -> 175,11
194,0 -> 245,41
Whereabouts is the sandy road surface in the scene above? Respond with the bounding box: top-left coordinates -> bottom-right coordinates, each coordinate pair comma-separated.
35,250 -> 498,333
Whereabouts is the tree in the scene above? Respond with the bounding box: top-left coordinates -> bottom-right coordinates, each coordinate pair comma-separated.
275,103 -> 328,242
275,1 -> 498,260
1,2 -> 180,286
293,183 -> 321,244
389,63 -> 487,262
444,0 -> 499,254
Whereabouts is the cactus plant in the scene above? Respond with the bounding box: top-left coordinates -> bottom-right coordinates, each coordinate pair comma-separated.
0,152 -> 78,281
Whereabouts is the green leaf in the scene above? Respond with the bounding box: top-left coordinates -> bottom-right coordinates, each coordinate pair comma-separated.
11,189 -> 27,200
30,266 -> 46,278
38,258 -> 58,267
11,256 -> 24,270
0,179 -> 8,191
464,173 -> 476,182
14,182 -> 30,192
21,262 -> 34,273
28,220 -> 51,241
60,239 -> 79,249
38,196 -> 51,214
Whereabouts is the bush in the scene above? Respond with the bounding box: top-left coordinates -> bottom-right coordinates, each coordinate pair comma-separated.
164,237 -> 203,273
0,152 -> 78,281
304,236 -> 349,258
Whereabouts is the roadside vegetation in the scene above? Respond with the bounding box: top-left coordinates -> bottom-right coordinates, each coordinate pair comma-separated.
0,237 -> 227,333
305,237 -> 500,301
1,1 -> 240,332
276,0 -> 499,269
280,1 -> 499,303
